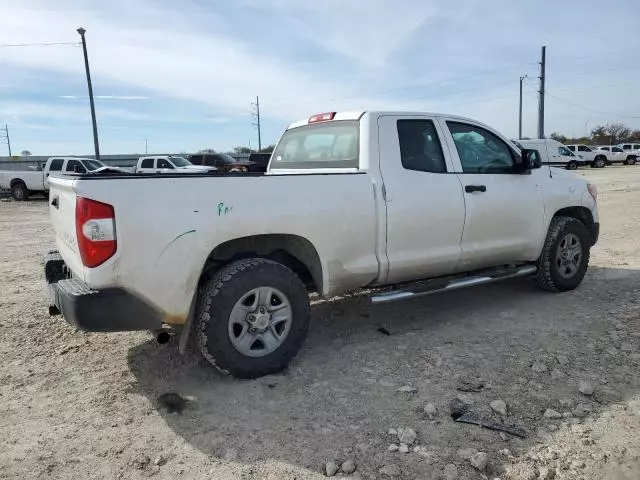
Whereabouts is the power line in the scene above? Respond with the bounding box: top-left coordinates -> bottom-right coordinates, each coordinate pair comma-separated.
0,41 -> 79,48
544,91 -> 640,120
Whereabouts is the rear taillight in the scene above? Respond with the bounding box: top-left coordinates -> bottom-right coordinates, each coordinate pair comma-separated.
75,197 -> 116,268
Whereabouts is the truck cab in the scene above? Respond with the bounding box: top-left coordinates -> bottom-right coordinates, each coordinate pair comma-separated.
135,155 -> 217,174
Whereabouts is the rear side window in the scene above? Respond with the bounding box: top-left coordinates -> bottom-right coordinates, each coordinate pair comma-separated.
567,145 -> 575,151
612,147 -> 623,153
49,159 -> 64,171
577,145 -> 590,152
397,120 -> 446,173
271,121 -> 358,169
140,158 -> 154,168
65,160 -> 86,173
558,146 -> 574,156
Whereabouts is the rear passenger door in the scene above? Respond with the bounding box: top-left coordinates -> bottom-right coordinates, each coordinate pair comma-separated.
378,115 -> 466,283
440,119 -> 546,271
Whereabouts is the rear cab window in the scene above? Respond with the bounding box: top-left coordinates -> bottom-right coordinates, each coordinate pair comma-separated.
140,158 -> 154,169
271,121 -> 358,170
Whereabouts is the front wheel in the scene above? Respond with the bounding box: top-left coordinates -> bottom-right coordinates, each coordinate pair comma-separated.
566,161 -> 578,170
592,157 -> 606,168
536,217 -> 590,292
625,156 -> 636,166
197,258 -> 310,378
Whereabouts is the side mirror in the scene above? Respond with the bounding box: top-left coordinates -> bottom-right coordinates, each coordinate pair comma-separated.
516,148 -> 542,173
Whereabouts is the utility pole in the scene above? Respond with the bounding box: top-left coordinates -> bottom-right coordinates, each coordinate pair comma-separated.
251,96 -> 262,152
1,124 -> 11,157
537,45 -> 546,139
77,27 -> 100,159
519,74 -> 527,140
145,138 -> 148,154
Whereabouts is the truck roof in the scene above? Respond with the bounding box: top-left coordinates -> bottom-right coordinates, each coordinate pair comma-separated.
286,111 -> 480,130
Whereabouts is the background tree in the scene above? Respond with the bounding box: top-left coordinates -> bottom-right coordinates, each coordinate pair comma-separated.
20,150 -> 32,157
259,145 -> 275,153
233,146 -> 255,154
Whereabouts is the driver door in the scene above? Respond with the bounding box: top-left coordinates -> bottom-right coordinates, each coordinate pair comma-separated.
438,118 -> 546,271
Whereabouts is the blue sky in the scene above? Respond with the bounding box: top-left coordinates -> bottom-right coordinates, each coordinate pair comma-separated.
1,0 -> 639,155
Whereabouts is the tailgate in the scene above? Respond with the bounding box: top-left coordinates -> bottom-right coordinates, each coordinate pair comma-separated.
48,177 -> 85,280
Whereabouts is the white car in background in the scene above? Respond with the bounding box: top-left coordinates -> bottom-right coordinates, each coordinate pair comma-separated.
596,146 -> 636,165
618,143 -> 640,162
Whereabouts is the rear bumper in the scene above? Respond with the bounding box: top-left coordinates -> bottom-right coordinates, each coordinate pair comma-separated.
45,251 -> 163,332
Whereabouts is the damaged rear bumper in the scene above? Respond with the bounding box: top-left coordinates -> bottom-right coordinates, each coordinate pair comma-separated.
45,251 -> 163,332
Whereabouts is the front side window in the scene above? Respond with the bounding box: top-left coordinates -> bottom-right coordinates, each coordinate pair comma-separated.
567,145 -> 576,151
271,121 -> 358,170
558,146 -> 574,156
600,147 -> 610,151
612,147 -> 623,153
397,119 -> 446,173
577,145 -> 590,152
83,159 -> 104,171
622,144 -> 631,150
49,159 -> 64,171
157,159 -> 174,169
447,122 -> 515,174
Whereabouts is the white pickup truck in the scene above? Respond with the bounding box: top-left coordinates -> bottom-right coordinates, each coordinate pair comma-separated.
596,145 -> 636,165
134,155 -> 217,174
565,144 -> 608,168
0,157 -> 113,200
45,110 -> 599,378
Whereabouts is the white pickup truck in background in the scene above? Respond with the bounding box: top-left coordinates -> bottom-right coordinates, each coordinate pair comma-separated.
0,157 -> 113,200
596,145 -> 636,165
45,110 -> 599,378
564,144 -> 608,168
133,155 -> 217,174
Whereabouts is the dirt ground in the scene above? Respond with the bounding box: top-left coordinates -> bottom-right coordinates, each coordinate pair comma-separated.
1,167 -> 639,480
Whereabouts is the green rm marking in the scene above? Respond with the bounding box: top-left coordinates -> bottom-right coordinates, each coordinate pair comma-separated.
217,202 -> 233,216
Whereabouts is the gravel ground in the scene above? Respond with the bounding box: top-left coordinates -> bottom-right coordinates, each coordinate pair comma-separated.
1,167 -> 639,480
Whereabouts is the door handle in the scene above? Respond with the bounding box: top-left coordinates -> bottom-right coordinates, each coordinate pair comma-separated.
51,197 -> 59,209
465,185 -> 486,193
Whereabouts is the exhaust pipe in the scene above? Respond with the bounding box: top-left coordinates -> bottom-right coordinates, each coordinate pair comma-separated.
152,329 -> 172,345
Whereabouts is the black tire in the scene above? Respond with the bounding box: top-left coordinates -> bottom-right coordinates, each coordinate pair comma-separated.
566,161 -> 578,170
536,216 -> 590,293
197,258 -> 310,378
11,183 -> 29,201
593,156 -> 606,168
625,156 -> 636,166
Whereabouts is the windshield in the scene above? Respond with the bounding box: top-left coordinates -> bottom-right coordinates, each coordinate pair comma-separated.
83,159 -> 106,171
271,121 -> 359,169
169,156 -> 192,167
218,153 -> 237,164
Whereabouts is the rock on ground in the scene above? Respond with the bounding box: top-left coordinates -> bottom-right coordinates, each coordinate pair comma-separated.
490,399 -> 507,416
379,464 -> 401,477
470,451 -> 489,471
544,409 -> 563,419
532,361 -> 548,373
325,461 -> 339,477
396,427 -> 417,445
423,402 -> 438,418
341,460 -> 356,474
578,380 -> 594,396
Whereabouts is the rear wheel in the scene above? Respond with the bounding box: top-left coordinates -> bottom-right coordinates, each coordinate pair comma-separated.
11,183 -> 29,201
197,258 -> 310,378
566,161 -> 578,170
625,156 -> 636,166
592,156 -> 606,168
536,216 -> 590,292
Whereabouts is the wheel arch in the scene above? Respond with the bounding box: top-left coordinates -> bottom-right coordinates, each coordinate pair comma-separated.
198,234 -> 323,293
10,178 -> 26,189
552,206 -> 597,246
